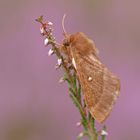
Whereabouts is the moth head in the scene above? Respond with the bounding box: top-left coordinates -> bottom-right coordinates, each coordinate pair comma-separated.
61,15 -> 98,55
63,32 -> 98,56
63,36 -> 71,47
62,35 -> 75,47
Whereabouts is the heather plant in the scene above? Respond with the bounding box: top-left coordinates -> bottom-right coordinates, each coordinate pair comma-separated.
36,15 -> 109,140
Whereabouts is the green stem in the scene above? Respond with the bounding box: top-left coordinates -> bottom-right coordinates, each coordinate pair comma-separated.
101,135 -> 105,140
69,91 -> 86,122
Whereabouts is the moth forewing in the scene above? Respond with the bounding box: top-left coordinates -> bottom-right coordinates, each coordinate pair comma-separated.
63,32 -> 120,123
90,68 -> 120,122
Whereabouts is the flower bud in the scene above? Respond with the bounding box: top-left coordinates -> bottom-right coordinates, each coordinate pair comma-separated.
58,77 -> 65,83
48,49 -> 54,56
57,58 -> 62,66
101,130 -> 108,136
76,122 -> 81,127
48,21 -> 53,25
78,132 -> 84,138
44,38 -> 49,46
40,26 -> 45,34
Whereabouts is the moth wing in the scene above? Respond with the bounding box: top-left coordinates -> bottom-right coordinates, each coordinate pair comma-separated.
71,49 -> 120,123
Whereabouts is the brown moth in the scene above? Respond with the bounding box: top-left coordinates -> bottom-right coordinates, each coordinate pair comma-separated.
61,31 -> 120,123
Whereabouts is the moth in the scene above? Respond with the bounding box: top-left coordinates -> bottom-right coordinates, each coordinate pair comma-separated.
61,32 -> 120,123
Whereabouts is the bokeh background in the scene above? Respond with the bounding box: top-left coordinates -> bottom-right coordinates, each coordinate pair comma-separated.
0,0 -> 140,140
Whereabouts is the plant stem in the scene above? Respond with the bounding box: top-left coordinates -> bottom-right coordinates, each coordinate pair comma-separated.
101,135 -> 105,140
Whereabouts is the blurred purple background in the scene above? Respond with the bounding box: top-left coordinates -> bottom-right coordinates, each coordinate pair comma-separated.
0,0 -> 140,140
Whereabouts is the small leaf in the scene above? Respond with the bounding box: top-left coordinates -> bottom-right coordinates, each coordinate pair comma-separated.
36,15 -> 43,23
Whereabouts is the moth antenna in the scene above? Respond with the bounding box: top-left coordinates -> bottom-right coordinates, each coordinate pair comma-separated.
62,14 -> 68,38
